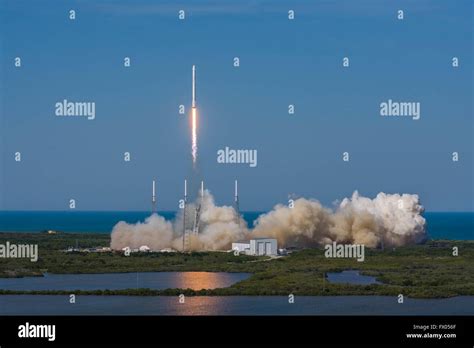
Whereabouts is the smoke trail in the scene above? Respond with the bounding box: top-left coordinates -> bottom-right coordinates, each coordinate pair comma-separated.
110,191 -> 426,251
191,108 -> 197,166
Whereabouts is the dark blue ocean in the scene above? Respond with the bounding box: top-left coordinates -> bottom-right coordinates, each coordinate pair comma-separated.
0,211 -> 472,240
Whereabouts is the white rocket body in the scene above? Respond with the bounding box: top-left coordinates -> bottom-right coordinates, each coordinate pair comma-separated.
192,65 -> 196,108
235,180 -> 238,203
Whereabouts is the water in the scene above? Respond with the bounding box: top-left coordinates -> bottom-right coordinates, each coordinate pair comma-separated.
0,295 -> 472,315
326,270 -> 381,285
0,272 -> 250,291
0,211 -> 472,239
424,212 -> 474,240
0,211 -> 169,233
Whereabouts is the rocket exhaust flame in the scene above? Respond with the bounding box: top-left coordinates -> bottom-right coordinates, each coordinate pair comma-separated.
192,107 -> 197,165
191,65 -> 198,166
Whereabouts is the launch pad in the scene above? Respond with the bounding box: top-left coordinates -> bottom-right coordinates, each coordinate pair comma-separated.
180,179 -> 240,251
182,180 -> 203,250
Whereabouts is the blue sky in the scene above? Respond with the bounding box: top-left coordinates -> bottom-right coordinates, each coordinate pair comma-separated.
0,0 -> 472,211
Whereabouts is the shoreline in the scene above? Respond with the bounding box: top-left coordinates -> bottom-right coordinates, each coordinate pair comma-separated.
0,232 -> 473,298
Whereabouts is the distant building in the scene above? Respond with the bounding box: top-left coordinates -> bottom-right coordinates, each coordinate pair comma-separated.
159,248 -> 176,253
232,238 -> 278,256
232,241 -> 251,253
250,238 -> 278,256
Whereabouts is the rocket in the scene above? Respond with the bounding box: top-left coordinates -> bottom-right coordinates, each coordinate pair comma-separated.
234,180 -> 238,203
152,179 -> 157,213
192,65 -> 196,108
184,179 -> 188,201
191,65 -> 198,165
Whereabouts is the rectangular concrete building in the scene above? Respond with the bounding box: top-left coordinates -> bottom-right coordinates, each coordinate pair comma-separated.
232,238 -> 278,256
250,238 -> 277,256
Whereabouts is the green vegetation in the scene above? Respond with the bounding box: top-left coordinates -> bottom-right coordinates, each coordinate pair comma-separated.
0,232 -> 473,298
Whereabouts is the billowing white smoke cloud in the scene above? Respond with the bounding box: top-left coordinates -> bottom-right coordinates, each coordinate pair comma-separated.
110,191 -> 426,251
110,214 -> 174,250
253,191 -> 426,248
184,191 -> 249,250
252,199 -> 333,247
111,190 -> 248,251
337,191 -> 426,247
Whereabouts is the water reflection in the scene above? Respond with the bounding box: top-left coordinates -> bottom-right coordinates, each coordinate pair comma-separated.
0,272 -> 250,291
326,270 -> 381,285
176,272 -> 225,290
0,295 -> 473,315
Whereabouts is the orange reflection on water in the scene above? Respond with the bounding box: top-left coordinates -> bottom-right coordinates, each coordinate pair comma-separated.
176,272 -> 221,290
175,296 -> 228,315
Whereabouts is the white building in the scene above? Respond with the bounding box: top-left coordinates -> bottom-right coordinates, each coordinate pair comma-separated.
160,248 -> 176,253
232,238 -> 278,256
250,238 -> 277,256
232,241 -> 251,253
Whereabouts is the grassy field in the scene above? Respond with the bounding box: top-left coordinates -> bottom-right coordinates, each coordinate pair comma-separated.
0,232 -> 473,298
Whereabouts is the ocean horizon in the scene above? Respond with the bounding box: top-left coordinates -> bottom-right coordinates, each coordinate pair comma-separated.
0,211 -> 472,240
